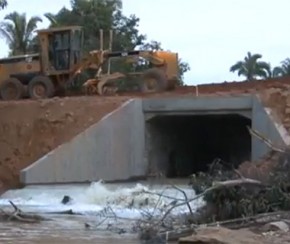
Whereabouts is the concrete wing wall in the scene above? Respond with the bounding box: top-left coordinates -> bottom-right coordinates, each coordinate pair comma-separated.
252,96 -> 290,161
20,99 -> 146,185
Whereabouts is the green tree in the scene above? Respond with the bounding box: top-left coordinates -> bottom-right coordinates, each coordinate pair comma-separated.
0,12 -> 42,56
230,52 -> 271,81
44,0 -> 125,52
178,59 -> 190,84
272,58 -> 290,78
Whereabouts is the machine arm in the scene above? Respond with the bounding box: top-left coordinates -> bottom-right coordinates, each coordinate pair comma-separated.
71,50 -> 106,79
105,50 -> 166,66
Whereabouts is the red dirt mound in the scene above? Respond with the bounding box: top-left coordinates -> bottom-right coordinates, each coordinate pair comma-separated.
0,96 -> 129,193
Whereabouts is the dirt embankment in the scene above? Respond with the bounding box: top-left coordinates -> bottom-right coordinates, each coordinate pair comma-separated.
1,76 -> 290,193
0,96 -> 129,192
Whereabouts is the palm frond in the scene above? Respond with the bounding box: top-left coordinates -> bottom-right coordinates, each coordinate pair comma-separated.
255,69 -> 268,79
24,16 -> 42,43
249,53 -> 262,62
230,61 -> 243,72
237,67 -> 247,77
272,67 -> 284,77
44,13 -> 58,26
0,12 -> 42,55
0,22 -> 14,44
256,61 -> 270,70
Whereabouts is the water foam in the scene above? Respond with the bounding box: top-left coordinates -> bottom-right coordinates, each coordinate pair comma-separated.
0,181 -> 205,219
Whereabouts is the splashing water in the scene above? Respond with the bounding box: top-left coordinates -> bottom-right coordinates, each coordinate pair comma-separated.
0,180 -> 205,219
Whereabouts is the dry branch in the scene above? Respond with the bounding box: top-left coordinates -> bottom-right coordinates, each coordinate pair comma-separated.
170,184 -> 193,216
157,210 -> 290,242
137,127 -> 290,241
0,201 -> 46,223
158,177 -> 263,225
247,126 -> 285,153
142,190 -> 184,202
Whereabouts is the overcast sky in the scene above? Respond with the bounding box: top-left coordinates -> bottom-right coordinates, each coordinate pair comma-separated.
0,0 -> 289,85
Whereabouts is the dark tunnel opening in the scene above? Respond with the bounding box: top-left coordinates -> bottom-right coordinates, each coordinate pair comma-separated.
146,114 -> 252,178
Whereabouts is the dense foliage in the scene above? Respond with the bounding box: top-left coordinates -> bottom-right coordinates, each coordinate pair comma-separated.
190,154 -> 290,223
0,12 -> 41,55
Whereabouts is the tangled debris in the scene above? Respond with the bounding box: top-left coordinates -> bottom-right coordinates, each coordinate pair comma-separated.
132,127 -> 290,242
189,128 -> 290,223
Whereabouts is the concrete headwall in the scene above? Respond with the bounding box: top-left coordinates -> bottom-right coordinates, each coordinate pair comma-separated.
20,99 -> 146,184
143,95 -> 290,163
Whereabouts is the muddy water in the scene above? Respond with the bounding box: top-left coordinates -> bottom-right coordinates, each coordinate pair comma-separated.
0,179 -> 204,243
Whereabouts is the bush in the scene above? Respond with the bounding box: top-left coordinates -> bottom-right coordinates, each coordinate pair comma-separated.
190,153 -> 290,223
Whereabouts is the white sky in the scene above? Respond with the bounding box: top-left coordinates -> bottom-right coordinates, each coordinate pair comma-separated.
0,0 -> 289,85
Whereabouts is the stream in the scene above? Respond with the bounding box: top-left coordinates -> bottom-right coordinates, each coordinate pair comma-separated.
0,179 -> 204,243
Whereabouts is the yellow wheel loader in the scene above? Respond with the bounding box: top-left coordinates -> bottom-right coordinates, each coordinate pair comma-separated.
0,26 -> 180,100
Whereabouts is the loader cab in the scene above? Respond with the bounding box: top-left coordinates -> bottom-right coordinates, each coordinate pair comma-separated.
37,26 -> 84,75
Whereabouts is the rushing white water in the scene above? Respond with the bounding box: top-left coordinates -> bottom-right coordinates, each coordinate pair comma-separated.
0,180 -> 205,243
0,180 -> 204,219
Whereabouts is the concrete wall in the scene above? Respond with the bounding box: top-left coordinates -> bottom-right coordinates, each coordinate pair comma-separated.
20,95 -> 290,185
20,99 -> 146,184
251,96 -> 290,160
145,121 -> 175,175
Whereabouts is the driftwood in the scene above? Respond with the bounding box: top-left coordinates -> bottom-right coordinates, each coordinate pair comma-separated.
0,201 -> 47,223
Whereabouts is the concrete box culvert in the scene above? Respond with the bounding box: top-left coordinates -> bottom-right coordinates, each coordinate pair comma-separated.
145,113 -> 252,177
20,95 -> 289,185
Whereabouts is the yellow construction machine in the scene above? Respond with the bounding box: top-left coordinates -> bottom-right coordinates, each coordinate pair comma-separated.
0,26 -> 179,100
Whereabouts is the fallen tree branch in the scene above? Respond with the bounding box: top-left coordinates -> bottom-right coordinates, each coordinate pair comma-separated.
170,184 -> 193,216
159,227 -> 196,242
158,210 -> 290,242
142,190 -> 184,202
0,201 -> 47,223
247,126 -> 285,153
158,177 -> 263,225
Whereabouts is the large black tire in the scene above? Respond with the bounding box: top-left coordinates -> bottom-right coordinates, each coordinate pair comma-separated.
140,68 -> 167,93
28,76 -> 55,99
0,78 -> 24,100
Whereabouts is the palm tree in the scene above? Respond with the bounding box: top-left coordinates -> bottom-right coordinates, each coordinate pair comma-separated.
230,52 -> 271,81
272,58 -> 290,78
44,13 -> 60,27
0,12 -> 42,56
